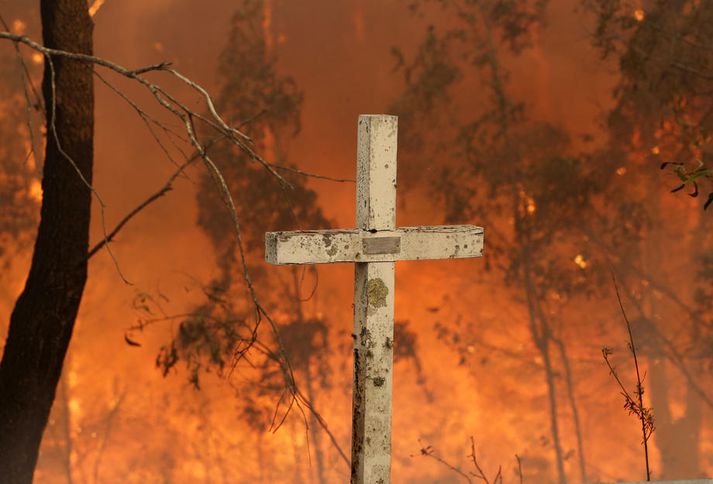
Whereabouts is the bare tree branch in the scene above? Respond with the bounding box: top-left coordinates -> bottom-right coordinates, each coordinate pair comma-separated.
1,30 -> 352,470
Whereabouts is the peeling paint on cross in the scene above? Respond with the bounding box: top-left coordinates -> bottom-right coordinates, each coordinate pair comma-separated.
265,114 -> 485,484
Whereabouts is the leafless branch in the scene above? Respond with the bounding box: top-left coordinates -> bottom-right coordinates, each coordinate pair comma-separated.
272,164 -> 355,183
468,437 -> 503,484
1,31 -> 343,184
248,339 -> 350,467
419,443 -> 474,483
1,30 -> 351,469
42,51 -> 134,285
94,70 -> 190,167
416,437 -> 509,484
602,273 -> 654,481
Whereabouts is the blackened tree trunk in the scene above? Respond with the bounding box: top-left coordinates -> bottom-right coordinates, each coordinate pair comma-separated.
0,1 -> 93,481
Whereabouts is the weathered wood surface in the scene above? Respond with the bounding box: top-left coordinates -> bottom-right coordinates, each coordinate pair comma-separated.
351,261 -> 394,483
357,115 -> 397,231
265,225 -> 484,265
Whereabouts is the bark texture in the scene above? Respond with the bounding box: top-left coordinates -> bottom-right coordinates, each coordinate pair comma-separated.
0,1 -> 94,481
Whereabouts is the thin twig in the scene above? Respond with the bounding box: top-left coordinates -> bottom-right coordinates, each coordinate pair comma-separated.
602,273 -> 654,481
272,164 -> 355,183
420,444 -> 473,483
515,454 -> 523,484
249,340 -> 350,467
94,70 -> 189,168
469,437 -> 491,484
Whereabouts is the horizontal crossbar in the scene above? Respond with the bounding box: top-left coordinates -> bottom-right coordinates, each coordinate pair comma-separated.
265,225 -> 484,265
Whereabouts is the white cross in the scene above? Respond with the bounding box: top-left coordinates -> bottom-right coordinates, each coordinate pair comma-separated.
265,114 -> 484,483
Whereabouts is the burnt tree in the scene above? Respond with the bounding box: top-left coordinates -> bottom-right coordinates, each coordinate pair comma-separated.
0,1 -> 94,481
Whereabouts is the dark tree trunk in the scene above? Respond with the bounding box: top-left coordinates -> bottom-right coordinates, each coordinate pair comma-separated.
0,1 -> 93,481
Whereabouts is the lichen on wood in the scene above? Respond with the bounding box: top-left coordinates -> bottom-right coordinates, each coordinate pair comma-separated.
366,278 -> 389,308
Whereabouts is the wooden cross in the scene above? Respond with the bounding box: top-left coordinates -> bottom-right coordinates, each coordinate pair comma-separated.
265,114 -> 484,483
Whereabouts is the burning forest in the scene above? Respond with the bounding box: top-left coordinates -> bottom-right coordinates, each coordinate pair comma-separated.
0,0 -> 712,483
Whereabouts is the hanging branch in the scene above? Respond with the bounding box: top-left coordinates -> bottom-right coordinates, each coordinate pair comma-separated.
0,30 -> 352,191
0,28 -> 352,466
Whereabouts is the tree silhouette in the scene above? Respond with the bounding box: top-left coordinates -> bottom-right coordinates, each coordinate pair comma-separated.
390,2 -> 623,482
150,1 -> 345,479
588,1 -> 713,476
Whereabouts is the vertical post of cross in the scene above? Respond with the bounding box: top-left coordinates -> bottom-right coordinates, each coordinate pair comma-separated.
350,115 -> 398,484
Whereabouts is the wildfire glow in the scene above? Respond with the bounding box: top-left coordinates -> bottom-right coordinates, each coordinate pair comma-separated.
526,197 -> 536,214
651,145 -> 660,155
573,254 -> 588,269
31,53 -> 43,65
354,9 -> 365,43
12,19 -> 26,34
262,0 -> 273,52
88,0 -> 107,18
68,398 -> 81,415
28,179 -> 42,202
616,166 -> 627,175
633,9 -> 645,22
